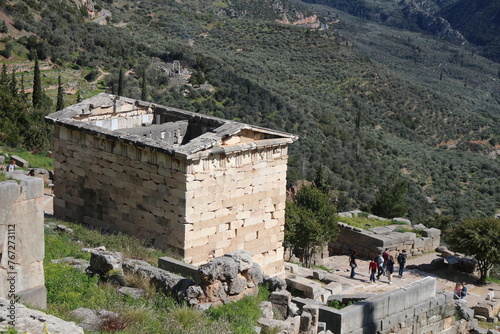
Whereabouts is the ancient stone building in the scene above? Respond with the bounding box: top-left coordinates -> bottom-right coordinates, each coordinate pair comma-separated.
46,93 -> 297,274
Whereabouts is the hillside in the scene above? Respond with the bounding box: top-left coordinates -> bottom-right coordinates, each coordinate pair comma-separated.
301,0 -> 500,62
0,0 -> 498,222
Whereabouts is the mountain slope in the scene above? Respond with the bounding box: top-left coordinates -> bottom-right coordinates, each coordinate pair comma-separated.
0,0 -> 498,221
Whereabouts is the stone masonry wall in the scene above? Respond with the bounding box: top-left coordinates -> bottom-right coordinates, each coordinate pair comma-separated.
0,174 -> 46,308
330,223 -> 441,259
185,145 -> 288,274
53,124 -> 289,274
295,277 -> 457,334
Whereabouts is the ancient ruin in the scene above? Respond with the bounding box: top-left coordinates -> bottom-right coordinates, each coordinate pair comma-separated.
46,93 -> 297,274
0,173 -> 46,309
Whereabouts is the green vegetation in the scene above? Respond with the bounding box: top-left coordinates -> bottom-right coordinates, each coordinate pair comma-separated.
327,298 -> 361,309
45,219 -> 168,264
285,185 -> 338,268
1,148 -> 53,170
44,218 -> 269,333
337,215 -> 393,229
445,218 -> 500,284
0,0 -> 498,223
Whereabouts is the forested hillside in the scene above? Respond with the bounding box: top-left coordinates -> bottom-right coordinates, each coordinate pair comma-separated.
301,0 -> 500,62
0,0 -> 498,222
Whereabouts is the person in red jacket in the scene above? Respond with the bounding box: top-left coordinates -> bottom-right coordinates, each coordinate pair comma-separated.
369,258 -> 378,283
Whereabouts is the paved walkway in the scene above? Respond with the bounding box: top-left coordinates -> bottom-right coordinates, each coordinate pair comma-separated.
323,253 -> 500,308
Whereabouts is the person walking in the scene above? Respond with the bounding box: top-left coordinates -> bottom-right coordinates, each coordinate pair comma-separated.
349,251 -> 358,279
386,255 -> 395,284
376,252 -> 384,280
397,250 -> 407,278
369,258 -> 378,283
382,248 -> 390,275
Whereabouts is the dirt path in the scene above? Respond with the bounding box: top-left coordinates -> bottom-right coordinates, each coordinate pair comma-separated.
325,252 -> 500,308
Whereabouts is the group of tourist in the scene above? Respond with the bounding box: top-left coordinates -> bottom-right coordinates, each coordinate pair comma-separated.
349,248 -> 408,284
453,282 -> 468,299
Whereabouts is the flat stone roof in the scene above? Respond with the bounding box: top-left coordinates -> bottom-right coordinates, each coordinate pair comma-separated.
46,93 -> 298,159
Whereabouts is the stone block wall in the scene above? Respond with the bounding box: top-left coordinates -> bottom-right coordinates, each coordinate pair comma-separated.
52,124 -> 289,273
295,277 -> 456,334
329,223 -> 441,259
0,174 -> 46,308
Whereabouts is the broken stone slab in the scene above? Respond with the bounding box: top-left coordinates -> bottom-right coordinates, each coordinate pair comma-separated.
117,287 -> 147,299
0,298 -> 84,333
70,308 -> 119,332
324,282 -> 342,295
270,290 -> 292,320
258,316 -> 300,334
55,224 -> 74,234
413,223 -> 427,231
123,259 -> 196,301
285,275 -> 324,300
198,256 -> 239,284
10,155 -> 29,168
285,262 -> 300,274
224,249 -> 253,271
247,262 -> 264,287
259,301 -> 274,319
87,250 -> 123,276
422,228 -> 441,237
51,257 -> 89,273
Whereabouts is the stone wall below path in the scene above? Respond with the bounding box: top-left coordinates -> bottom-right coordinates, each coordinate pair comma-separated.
294,277 -> 459,334
329,222 -> 441,260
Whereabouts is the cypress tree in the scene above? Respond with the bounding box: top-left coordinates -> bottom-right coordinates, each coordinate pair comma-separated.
117,68 -> 124,96
56,75 -> 64,111
20,73 -> 26,100
32,52 -> 42,108
0,63 -> 7,86
10,69 -> 17,96
141,69 -> 147,101
76,89 -> 82,103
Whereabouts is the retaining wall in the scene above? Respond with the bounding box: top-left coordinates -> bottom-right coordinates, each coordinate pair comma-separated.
330,223 -> 441,259
295,277 -> 456,334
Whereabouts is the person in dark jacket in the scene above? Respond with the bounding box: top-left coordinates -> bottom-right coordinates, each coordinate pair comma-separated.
397,250 -> 407,278
386,255 -> 395,284
349,251 -> 357,278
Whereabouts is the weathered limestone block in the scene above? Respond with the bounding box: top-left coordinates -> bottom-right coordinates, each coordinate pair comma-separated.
270,290 -> 292,320
422,228 -> 441,238
286,275 -> 324,300
87,250 -> 123,276
263,275 -> 287,292
199,256 -> 239,284
0,298 -> 83,333
474,301 -> 500,318
123,259 -> 195,300
260,301 -> 274,319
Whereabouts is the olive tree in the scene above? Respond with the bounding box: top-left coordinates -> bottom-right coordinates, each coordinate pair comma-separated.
445,217 -> 500,284
285,185 -> 338,268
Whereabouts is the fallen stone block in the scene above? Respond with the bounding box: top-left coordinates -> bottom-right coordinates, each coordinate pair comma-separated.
286,275 -> 323,300
0,298 -> 84,334
87,250 -> 123,276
